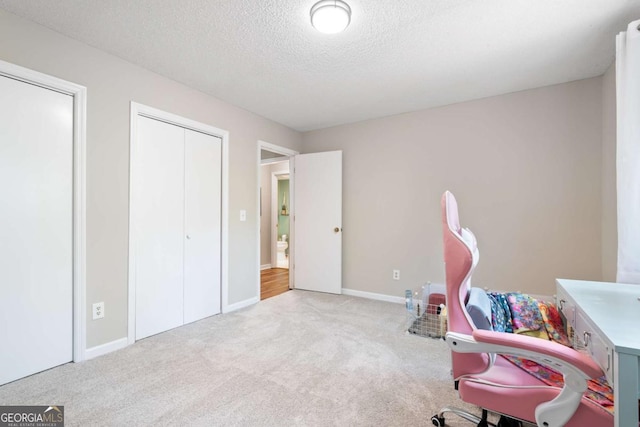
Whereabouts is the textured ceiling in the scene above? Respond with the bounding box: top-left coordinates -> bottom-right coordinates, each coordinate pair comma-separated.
1,0 -> 639,131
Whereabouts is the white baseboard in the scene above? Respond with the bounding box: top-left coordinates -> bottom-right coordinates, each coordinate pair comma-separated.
342,288 -> 404,304
223,296 -> 260,313
260,264 -> 272,270
85,337 -> 128,360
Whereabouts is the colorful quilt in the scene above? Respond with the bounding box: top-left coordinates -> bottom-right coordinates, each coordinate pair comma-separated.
503,355 -> 614,413
487,292 -> 513,333
505,293 -> 544,334
487,292 -> 614,414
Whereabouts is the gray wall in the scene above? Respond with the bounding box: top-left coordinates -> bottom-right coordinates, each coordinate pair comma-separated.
0,7 -> 618,350
601,63 -> 617,281
302,78 -> 604,297
260,165 -> 272,266
0,10 -> 302,348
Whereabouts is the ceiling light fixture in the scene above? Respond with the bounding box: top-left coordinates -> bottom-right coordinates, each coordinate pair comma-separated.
310,0 -> 351,34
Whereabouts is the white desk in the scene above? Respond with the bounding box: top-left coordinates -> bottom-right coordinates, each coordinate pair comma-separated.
556,279 -> 640,427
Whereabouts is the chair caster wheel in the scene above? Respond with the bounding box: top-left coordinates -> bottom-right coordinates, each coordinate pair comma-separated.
497,416 -> 522,427
431,415 -> 445,426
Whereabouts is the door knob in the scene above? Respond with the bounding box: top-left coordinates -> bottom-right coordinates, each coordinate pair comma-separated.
334,227 -> 341,233
186,235 -> 191,240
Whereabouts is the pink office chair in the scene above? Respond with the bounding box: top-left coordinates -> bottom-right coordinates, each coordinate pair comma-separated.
432,191 -> 613,427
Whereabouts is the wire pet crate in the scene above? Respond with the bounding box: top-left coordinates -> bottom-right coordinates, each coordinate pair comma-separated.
407,304 -> 447,338
406,282 -> 447,338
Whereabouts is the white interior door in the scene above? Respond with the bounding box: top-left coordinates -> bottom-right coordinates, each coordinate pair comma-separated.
184,129 -> 222,323
294,151 -> 342,294
135,116 -> 185,340
0,76 -> 73,384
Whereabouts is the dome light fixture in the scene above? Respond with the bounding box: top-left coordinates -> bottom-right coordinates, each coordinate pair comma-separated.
310,0 -> 351,34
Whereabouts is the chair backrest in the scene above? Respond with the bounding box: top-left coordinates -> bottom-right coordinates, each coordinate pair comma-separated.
441,191 -> 491,378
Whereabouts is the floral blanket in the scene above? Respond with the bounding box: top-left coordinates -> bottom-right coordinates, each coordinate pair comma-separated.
487,292 -> 614,413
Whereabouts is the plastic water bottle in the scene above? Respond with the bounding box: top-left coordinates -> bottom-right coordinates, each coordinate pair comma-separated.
405,289 -> 413,312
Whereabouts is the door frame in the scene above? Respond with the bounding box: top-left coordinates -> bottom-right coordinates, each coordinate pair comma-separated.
0,60 -> 88,362
271,171 -> 290,268
257,141 -> 298,296
128,102 -> 229,344
259,158 -> 288,269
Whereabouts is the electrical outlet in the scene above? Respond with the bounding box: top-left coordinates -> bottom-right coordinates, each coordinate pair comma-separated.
92,302 -> 105,320
393,269 -> 400,280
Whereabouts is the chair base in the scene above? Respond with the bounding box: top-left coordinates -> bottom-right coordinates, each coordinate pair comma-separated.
431,407 -> 493,427
431,407 -> 525,427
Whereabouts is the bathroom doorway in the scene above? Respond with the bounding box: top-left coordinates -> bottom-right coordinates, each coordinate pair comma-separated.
258,141 -> 298,300
272,173 -> 290,269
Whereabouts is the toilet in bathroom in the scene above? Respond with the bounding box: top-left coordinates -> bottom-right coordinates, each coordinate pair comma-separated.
276,235 -> 288,268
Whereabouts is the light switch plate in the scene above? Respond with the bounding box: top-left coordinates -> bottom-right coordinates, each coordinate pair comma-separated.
240,210 -> 247,222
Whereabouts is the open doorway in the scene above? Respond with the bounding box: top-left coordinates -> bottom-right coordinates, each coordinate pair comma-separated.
258,141 -> 298,300
271,172 -> 290,269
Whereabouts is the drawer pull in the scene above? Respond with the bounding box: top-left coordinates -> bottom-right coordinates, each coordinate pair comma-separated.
583,331 -> 591,347
559,299 -> 565,310
607,353 -> 610,371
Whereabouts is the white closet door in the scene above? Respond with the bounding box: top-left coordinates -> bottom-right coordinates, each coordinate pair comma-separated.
0,76 -> 73,385
135,116 -> 185,340
184,129 -> 222,323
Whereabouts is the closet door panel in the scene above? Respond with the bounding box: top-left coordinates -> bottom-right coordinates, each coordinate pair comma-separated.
135,117 -> 185,339
183,129 -> 222,323
0,76 -> 73,385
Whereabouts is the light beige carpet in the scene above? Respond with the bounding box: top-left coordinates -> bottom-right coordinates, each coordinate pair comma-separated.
0,290 -> 493,426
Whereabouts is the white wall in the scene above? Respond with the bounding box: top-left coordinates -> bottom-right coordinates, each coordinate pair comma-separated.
601,63 -> 617,282
302,78 -> 603,297
260,161 -> 289,266
0,10 -> 302,348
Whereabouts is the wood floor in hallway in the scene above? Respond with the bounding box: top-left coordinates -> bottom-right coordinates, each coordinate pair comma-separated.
261,268 -> 290,300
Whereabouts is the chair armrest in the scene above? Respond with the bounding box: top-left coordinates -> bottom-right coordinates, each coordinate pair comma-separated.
445,330 -> 605,427
472,329 -> 603,379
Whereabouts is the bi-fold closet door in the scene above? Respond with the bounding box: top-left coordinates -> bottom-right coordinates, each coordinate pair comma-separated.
135,115 -> 221,340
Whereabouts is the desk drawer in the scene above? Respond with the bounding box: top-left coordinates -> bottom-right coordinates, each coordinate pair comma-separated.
556,289 -> 576,329
575,311 -> 614,385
